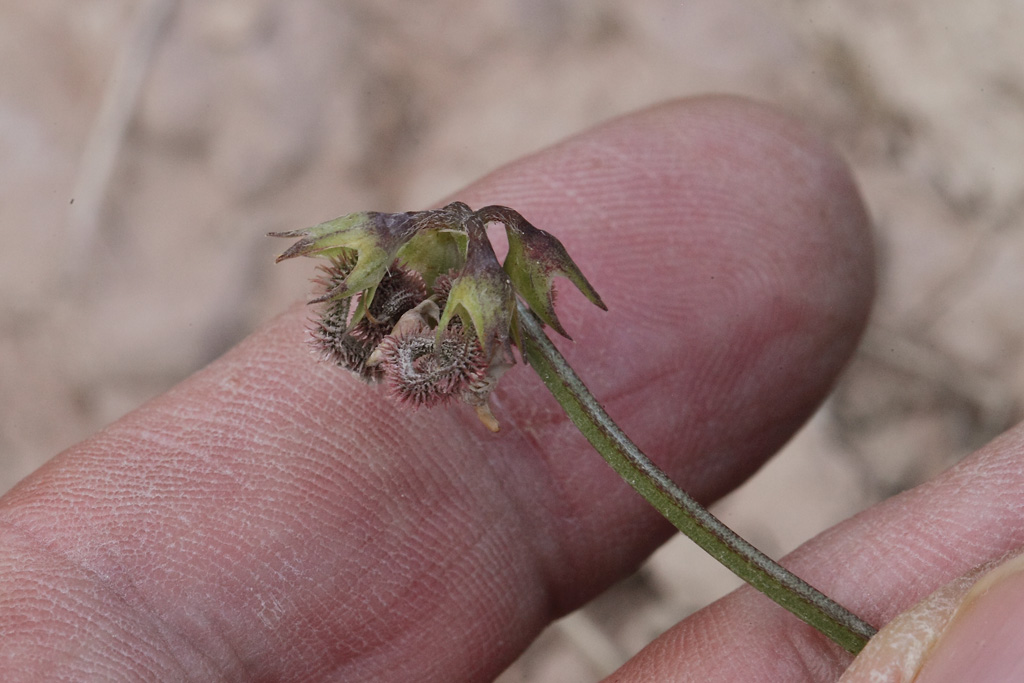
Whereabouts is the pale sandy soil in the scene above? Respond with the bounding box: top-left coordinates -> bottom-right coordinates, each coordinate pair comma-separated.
2,1 -> 1024,679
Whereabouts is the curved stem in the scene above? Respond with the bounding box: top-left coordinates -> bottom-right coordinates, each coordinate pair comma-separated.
516,302 -> 877,655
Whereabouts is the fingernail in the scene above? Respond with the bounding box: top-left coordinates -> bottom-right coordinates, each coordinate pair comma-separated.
915,558 -> 1024,683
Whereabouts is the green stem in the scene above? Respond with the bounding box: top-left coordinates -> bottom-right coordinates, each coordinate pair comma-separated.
516,302 -> 877,655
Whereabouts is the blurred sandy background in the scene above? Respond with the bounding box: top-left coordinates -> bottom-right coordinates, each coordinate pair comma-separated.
2,1 -> 1024,679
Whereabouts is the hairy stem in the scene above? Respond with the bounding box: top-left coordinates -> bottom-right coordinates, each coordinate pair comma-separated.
516,302 -> 877,655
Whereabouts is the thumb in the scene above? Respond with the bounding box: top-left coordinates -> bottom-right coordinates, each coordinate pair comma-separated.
840,550 -> 1024,682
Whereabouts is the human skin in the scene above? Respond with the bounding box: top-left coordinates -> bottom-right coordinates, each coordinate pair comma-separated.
2,95 -> 1012,681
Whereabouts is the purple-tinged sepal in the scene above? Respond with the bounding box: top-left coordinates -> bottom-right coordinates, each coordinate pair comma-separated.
478,206 -> 605,339
270,211 -> 420,303
436,214 -> 517,356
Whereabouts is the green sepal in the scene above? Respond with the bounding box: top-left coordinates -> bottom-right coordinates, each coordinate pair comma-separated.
436,215 -> 515,353
436,265 -> 515,353
347,283 -> 377,328
480,207 -> 606,339
270,211 -> 419,301
397,229 -> 467,289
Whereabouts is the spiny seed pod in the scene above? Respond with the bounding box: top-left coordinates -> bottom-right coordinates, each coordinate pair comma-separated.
309,324 -> 381,380
373,318 -> 488,409
349,264 -> 427,346
307,254 -> 379,377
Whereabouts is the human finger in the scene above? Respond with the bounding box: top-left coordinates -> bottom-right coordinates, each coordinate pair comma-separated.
0,96 -> 873,681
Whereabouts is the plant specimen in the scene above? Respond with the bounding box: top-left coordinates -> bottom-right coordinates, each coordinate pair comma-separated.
271,201 -> 877,654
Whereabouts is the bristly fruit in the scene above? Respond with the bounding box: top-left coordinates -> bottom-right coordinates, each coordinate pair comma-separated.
270,202 -> 604,431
